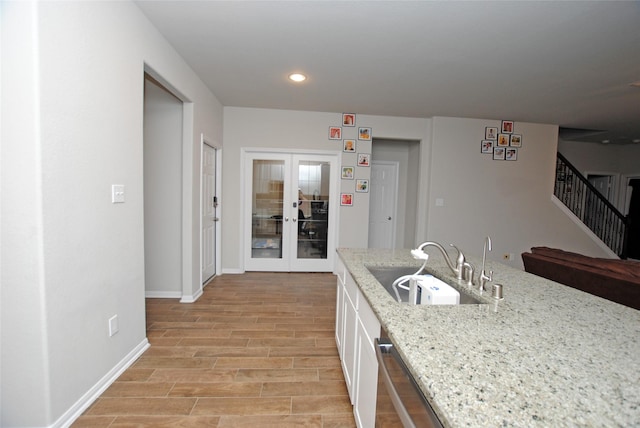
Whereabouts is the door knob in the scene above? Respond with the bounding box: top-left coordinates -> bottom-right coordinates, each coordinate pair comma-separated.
293,218 -> 297,222
387,216 -> 392,220
285,217 -> 289,222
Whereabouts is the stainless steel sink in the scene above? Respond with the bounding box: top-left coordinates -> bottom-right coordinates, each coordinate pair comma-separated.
366,266 -> 482,305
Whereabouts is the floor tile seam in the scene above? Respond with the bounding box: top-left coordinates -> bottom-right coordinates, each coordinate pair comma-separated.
166,381 -> 179,398
212,357 -> 294,370
103,380 -> 175,398
105,415 -> 117,428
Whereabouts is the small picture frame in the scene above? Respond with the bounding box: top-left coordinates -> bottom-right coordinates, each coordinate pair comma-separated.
357,153 -> 371,167
340,193 -> 353,206
510,134 -> 522,147
497,134 -> 510,147
505,147 -> 518,161
343,139 -> 356,152
341,166 -> 355,179
358,127 -> 372,141
493,147 -> 506,160
481,140 -> 494,154
485,127 -> 498,140
356,179 -> 369,193
501,120 -> 514,134
329,126 -> 342,140
342,113 -> 356,127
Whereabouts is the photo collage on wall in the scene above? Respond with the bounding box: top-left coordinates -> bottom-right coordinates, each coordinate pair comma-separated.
330,113 -> 372,206
481,120 -> 522,161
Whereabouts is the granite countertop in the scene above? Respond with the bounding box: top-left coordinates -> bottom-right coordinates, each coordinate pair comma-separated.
337,247 -> 640,427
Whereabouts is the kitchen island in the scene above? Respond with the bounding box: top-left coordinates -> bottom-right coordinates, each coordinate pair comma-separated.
337,247 -> 640,427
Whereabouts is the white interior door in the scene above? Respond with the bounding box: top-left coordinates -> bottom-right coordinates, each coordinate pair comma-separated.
244,150 -> 337,272
202,143 -> 217,282
588,175 -> 613,201
368,161 -> 398,248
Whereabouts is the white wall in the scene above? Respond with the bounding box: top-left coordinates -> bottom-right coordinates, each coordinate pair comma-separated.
1,2 -> 51,424
222,108 -> 431,271
426,117 -> 613,269
143,78 -> 183,296
222,110 -> 615,273
1,1 -> 223,426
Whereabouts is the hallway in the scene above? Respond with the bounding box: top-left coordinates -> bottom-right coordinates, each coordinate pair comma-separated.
73,272 -> 355,427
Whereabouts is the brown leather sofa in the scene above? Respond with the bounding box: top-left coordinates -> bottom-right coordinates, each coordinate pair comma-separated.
521,247 -> 640,310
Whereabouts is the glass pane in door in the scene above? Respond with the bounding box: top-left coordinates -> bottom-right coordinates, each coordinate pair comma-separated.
297,160 -> 330,259
251,160 -> 284,259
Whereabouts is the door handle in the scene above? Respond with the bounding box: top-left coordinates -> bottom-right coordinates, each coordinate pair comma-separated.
284,217 -> 289,222
388,216 -> 392,220
292,218 -> 297,222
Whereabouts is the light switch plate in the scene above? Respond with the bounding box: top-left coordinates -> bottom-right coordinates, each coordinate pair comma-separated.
112,185 -> 125,203
108,315 -> 119,337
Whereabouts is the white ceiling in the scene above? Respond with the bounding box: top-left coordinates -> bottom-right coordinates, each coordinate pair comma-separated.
135,0 -> 640,145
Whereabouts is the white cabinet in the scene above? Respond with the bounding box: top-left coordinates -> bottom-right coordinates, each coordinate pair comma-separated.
335,257 -> 345,356
335,258 -> 381,427
343,287 -> 358,402
354,297 -> 381,427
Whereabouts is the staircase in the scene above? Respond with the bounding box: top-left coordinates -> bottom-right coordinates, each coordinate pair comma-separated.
554,152 -> 629,258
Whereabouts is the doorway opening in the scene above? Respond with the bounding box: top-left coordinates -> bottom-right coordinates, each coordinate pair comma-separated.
368,138 -> 420,249
623,174 -> 640,261
143,73 -> 184,299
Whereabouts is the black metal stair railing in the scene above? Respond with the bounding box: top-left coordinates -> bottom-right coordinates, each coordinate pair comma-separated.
554,152 -> 629,258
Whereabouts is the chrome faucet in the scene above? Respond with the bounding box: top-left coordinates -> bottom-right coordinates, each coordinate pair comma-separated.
478,236 -> 493,292
414,241 -> 465,280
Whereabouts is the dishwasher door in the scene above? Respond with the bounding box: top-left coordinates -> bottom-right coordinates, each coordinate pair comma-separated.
374,332 -> 443,428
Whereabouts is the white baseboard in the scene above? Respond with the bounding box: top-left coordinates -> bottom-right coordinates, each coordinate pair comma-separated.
180,287 -> 203,303
52,338 -> 150,428
222,268 -> 244,274
145,290 -> 182,299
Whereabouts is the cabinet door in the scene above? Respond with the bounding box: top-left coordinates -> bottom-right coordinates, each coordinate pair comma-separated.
354,318 -> 379,428
336,279 -> 345,356
342,289 -> 357,404
354,290 -> 381,428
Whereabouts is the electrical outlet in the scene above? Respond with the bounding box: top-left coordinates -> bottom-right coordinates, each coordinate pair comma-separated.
108,315 -> 119,337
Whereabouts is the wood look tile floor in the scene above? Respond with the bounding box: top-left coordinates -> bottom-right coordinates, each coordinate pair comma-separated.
73,272 -> 356,428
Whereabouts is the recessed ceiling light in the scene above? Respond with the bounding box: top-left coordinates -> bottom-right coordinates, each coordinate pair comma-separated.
601,139 -> 610,144
630,81 -> 640,88
288,73 -> 307,83
633,139 -> 640,143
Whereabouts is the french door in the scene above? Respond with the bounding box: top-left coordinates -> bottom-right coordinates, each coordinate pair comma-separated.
243,150 -> 338,272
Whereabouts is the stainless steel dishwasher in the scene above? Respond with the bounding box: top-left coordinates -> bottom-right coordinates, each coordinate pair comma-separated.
375,328 -> 443,428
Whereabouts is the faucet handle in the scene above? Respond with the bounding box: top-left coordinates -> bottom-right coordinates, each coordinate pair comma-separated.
449,244 -> 464,262
449,244 -> 465,279
462,262 -> 474,287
